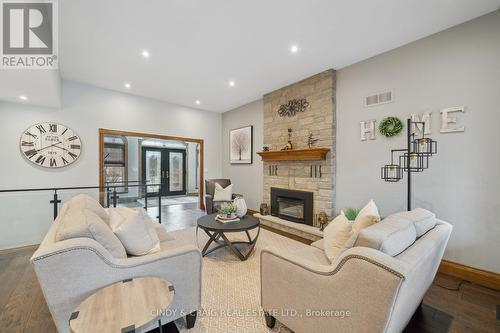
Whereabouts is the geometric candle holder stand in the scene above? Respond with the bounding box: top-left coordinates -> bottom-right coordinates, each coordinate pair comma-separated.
381,118 -> 438,211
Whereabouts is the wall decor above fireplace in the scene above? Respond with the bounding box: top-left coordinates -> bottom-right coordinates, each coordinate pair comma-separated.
277,98 -> 309,117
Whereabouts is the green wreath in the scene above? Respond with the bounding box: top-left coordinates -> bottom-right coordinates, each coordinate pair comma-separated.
379,117 -> 404,137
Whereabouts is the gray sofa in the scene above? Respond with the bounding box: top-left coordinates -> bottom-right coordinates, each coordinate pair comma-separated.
31,209 -> 202,333
261,209 -> 452,333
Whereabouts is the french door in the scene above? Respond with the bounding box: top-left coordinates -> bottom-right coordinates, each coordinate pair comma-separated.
142,147 -> 186,197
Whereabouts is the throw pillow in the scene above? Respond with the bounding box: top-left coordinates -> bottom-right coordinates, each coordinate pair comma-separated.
55,207 -> 127,259
66,194 -> 109,223
213,183 -> 233,201
323,213 -> 356,262
111,209 -> 161,256
108,207 -> 173,242
352,199 -> 380,233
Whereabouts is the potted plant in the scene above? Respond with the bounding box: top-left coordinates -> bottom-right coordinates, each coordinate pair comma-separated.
343,208 -> 359,221
219,202 -> 238,219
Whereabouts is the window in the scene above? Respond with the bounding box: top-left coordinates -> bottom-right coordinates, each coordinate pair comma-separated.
104,136 -> 127,193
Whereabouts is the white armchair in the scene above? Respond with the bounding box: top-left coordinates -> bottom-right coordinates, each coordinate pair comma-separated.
31,217 -> 202,333
261,218 -> 452,333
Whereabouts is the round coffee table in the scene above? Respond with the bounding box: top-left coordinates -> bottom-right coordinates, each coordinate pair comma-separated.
196,214 -> 260,261
69,277 -> 177,333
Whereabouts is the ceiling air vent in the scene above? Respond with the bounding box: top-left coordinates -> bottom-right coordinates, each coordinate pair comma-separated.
364,91 -> 393,107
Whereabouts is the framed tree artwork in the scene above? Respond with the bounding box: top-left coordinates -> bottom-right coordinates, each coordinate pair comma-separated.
230,125 -> 253,164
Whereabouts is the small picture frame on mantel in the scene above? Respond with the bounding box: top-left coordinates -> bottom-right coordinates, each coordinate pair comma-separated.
230,125 -> 253,164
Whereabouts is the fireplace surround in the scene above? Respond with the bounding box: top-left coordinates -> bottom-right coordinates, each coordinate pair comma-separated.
271,187 -> 313,226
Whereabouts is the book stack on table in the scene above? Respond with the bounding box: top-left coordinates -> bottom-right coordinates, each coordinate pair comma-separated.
216,214 -> 241,223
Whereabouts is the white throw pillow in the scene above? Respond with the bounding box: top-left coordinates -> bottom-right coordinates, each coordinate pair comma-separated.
66,194 -> 110,223
109,207 -> 173,242
323,213 -> 356,262
56,207 -> 127,259
352,199 -> 380,233
213,183 -> 233,201
110,209 -> 160,256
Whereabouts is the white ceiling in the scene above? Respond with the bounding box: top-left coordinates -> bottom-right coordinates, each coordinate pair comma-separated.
1,0 -> 499,112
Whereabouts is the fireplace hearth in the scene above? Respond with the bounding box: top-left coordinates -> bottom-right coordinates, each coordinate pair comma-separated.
271,187 -> 313,226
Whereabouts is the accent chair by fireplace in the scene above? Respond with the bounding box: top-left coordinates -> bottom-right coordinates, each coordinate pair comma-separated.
205,179 -> 241,214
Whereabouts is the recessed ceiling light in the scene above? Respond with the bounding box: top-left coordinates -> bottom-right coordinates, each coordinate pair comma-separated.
228,80 -> 235,87
290,44 -> 299,54
141,50 -> 150,59
195,100 -> 201,105
124,83 -> 131,89
19,95 -> 28,101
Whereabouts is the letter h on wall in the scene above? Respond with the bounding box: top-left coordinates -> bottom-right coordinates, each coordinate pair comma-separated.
360,120 -> 376,141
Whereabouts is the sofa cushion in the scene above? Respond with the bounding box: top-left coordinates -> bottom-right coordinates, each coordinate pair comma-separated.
310,238 -> 325,250
55,207 -> 127,258
393,208 -> 436,237
213,183 -> 233,201
355,214 -> 417,256
295,246 -> 331,266
109,208 -> 161,256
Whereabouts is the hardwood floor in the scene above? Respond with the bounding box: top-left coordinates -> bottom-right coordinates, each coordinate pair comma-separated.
0,245 -> 57,333
1,205 -> 498,333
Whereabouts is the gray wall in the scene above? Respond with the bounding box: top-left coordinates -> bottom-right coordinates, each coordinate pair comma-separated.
0,80 -> 222,249
337,11 -> 500,273
221,100 -> 264,211
222,12 -> 500,272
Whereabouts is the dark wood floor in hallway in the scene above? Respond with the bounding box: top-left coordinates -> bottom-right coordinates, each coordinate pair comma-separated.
0,203 -> 498,333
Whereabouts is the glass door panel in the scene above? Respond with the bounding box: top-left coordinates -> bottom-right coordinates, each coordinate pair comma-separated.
169,152 -> 184,192
144,150 -> 162,194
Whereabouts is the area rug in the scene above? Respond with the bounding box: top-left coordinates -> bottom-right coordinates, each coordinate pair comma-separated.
168,227 -> 308,333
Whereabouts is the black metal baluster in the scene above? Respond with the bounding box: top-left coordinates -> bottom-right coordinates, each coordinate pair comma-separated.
106,186 -> 110,208
157,185 -> 162,224
50,190 -> 62,220
112,187 -> 119,208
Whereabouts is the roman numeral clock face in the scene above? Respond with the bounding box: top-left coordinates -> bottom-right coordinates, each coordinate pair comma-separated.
19,123 -> 82,168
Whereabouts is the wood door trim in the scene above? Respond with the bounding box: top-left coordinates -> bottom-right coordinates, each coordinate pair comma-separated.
99,128 -> 205,210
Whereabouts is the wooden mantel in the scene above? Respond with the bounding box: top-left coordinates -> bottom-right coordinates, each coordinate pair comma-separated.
257,148 -> 330,161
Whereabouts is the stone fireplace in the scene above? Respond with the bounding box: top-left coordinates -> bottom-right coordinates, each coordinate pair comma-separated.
256,69 -> 336,241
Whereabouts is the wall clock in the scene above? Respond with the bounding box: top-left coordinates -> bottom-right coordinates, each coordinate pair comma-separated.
19,122 -> 82,168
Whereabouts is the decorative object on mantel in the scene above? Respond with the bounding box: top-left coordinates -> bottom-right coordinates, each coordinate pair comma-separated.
260,203 -> 269,216
379,116 -> 404,138
277,98 -> 309,117
258,148 -> 330,161
281,128 -> 293,150
307,132 -> 318,148
381,118 -> 438,211
262,146 -> 270,151
230,125 -> 253,164
233,197 -> 247,218
318,212 -> 328,231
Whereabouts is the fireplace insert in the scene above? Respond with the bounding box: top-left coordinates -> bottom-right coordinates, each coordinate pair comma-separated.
271,187 -> 313,226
